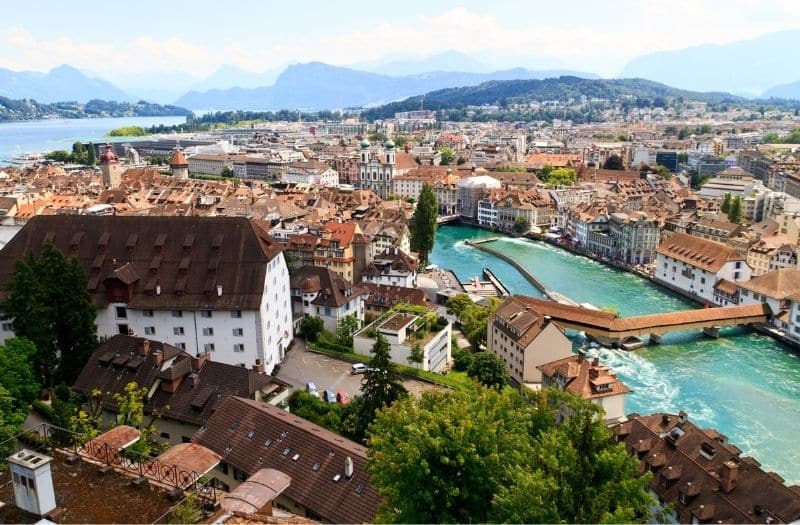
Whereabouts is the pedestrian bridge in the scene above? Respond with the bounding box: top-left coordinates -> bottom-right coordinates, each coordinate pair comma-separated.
518,297 -> 771,346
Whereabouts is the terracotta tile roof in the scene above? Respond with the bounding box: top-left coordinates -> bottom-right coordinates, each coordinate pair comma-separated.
0,215 -> 283,310
289,266 -> 368,308
739,269 -> 800,299
192,396 -> 381,524
537,354 -> 630,399
362,283 -> 430,310
611,413 -> 800,523
657,232 -> 745,273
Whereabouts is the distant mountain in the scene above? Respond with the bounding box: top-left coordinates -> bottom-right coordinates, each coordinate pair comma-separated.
621,30 -> 800,96
0,65 -> 132,103
191,64 -> 284,92
174,62 -> 599,110
0,96 -> 191,122
357,50 -> 490,76
763,81 -> 800,100
360,76 -> 743,121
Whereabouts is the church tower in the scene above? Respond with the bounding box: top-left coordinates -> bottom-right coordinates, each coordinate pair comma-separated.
99,143 -> 121,188
169,146 -> 189,179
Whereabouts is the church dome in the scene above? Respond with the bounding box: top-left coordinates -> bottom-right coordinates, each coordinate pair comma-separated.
360,138 -> 371,149
384,139 -> 395,149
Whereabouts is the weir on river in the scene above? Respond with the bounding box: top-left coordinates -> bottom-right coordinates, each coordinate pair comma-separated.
431,224 -> 800,484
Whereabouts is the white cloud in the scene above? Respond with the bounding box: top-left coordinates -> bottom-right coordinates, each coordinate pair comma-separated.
0,4 -> 799,84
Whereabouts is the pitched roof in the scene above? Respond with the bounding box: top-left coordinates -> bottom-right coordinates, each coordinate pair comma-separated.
192,396 -> 381,524
492,296 -> 558,347
73,335 -> 289,427
611,413 -> 800,524
657,232 -> 745,273
289,266 -> 368,308
0,215 -> 283,310
537,354 -> 630,400
740,268 -> 800,299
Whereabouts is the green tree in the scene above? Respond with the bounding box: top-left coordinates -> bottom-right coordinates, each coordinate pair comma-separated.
72,141 -> 86,163
456,156 -> 467,165
367,386 -> 538,523
721,193 -> 732,214
513,215 -> 529,234
220,166 -> 234,178
336,315 -> 360,347
0,385 -> 26,464
452,347 -> 473,371
170,492 -> 203,524
0,338 -> 41,409
728,195 -> 743,223
439,147 -> 454,166
86,143 -> 97,165
299,316 -> 325,342
358,334 -> 407,438
2,243 -> 98,385
290,390 -> 343,432
655,164 -> 672,179
410,183 -> 438,264
540,167 -> 577,186
407,342 -> 424,368
467,351 -> 509,389
114,381 -> 160,457
602,154 -> 625,170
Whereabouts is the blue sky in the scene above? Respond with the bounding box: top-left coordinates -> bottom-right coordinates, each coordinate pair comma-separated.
2,0 -> 800,85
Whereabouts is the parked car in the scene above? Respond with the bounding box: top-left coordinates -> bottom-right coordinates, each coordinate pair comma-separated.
351,363 -> 368,375
323,389 -> 337,403
306,382 -> 318,397
336,391 -> 351,405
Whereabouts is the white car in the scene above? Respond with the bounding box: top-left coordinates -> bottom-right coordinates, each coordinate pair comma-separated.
351,363 -> 368,375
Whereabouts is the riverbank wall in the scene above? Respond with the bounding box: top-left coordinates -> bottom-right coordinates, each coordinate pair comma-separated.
464,239 -> 552,298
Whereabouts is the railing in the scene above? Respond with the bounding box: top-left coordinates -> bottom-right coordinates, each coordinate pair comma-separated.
10,423 -> 219,505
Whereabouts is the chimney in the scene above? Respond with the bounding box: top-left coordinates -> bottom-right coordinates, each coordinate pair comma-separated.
216,285 -> 223,297
138,339 -> 150,357
189,373 -> 199,387
678,411 -> 688,425
252,359 -> 265,373
591,357 -> 599,367
577,351 -> 585,363
719,461 -> 739,493
192,351 -> 210,371
588,367 -> 599,380
150,349 -> 163,367
344,456 -> 354,479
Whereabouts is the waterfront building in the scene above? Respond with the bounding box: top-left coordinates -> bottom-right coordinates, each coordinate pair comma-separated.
608,211 -> 661,265
537,353 -> 630,421
654,232 -> 751,305
737,269 -> 800,332
456,175 -> 502,220
73,335 -> 291,446
433,170 -> 460,215
193,396 -> 382,523
289,265 -> 368,333
0,215 -> 294,373
487,295 -> 573,385
611,412 -> 800,524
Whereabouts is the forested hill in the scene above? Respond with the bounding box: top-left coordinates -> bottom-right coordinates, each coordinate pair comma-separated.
0,97 -> 192,122
360,76 -> 744,121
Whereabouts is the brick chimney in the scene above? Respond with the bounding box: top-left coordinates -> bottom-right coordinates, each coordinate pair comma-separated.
588,367 -> 599,380
577,351 -> 585,363
138,339 -> 150,357
591,357 -> 599,367
720,461 -> 739,493
192,351 -> 210,371
252,359 -> 265,374
150,349 -> 163,367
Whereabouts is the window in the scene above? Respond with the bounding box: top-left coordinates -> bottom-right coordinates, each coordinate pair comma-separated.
204,343 -> 215,352
232,328 -> 244,336
200,310 -> 212,318
231,310 -> 242,318
203,327 -> 214,336
143,309 -> 154,317
118,324 -> 129,335
172,310 -> 183,318
233,344 -> 245,353
174,327 -> 185,336
116,306 -> 127,319
160,432 -> 170,439
324,307 -> 331,316
144,326 -> 155,335
176,342 -> 186,350
217,462 -> 229,475
1,322 -> 11,331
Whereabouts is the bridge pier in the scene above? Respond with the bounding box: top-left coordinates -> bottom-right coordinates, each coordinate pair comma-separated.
649,333 -> 662,345
703,326 -> 721,338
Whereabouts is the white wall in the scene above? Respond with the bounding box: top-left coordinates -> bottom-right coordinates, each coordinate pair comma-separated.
654,253 -> 751,304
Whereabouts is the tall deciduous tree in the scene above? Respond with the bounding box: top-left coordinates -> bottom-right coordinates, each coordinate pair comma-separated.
2,243 -> 98,385
602,154 -> 625,170
0,338 -> 41,409
467,351 -> 509,389
407,342 -> 424,368
721,193 -> 732,214
410,183 -> 438,264
85,143 -> 97,165
0,385 -> 26,463
728,195 -> 743,223
336,315 -> 360,347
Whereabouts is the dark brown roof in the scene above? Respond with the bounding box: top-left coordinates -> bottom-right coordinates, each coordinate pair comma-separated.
73,335 -> 288,427
363,283 -> 430,310
537,354 -> 630,399
611,413 -> 800,523
657,232 -> 745,273
289,266 -> 368,308
492,296 -> 563,347
0,215 -> 283,310
192,396 -> 381,524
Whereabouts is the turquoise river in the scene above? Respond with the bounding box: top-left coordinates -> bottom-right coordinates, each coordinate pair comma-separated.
430,224 -> 800,483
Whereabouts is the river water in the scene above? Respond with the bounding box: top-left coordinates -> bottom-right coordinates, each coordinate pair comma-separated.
0,116 -> 187,165
431,224 -> 800,483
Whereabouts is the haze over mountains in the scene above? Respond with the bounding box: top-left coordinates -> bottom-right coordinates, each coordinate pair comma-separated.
1,30 -> 799,111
